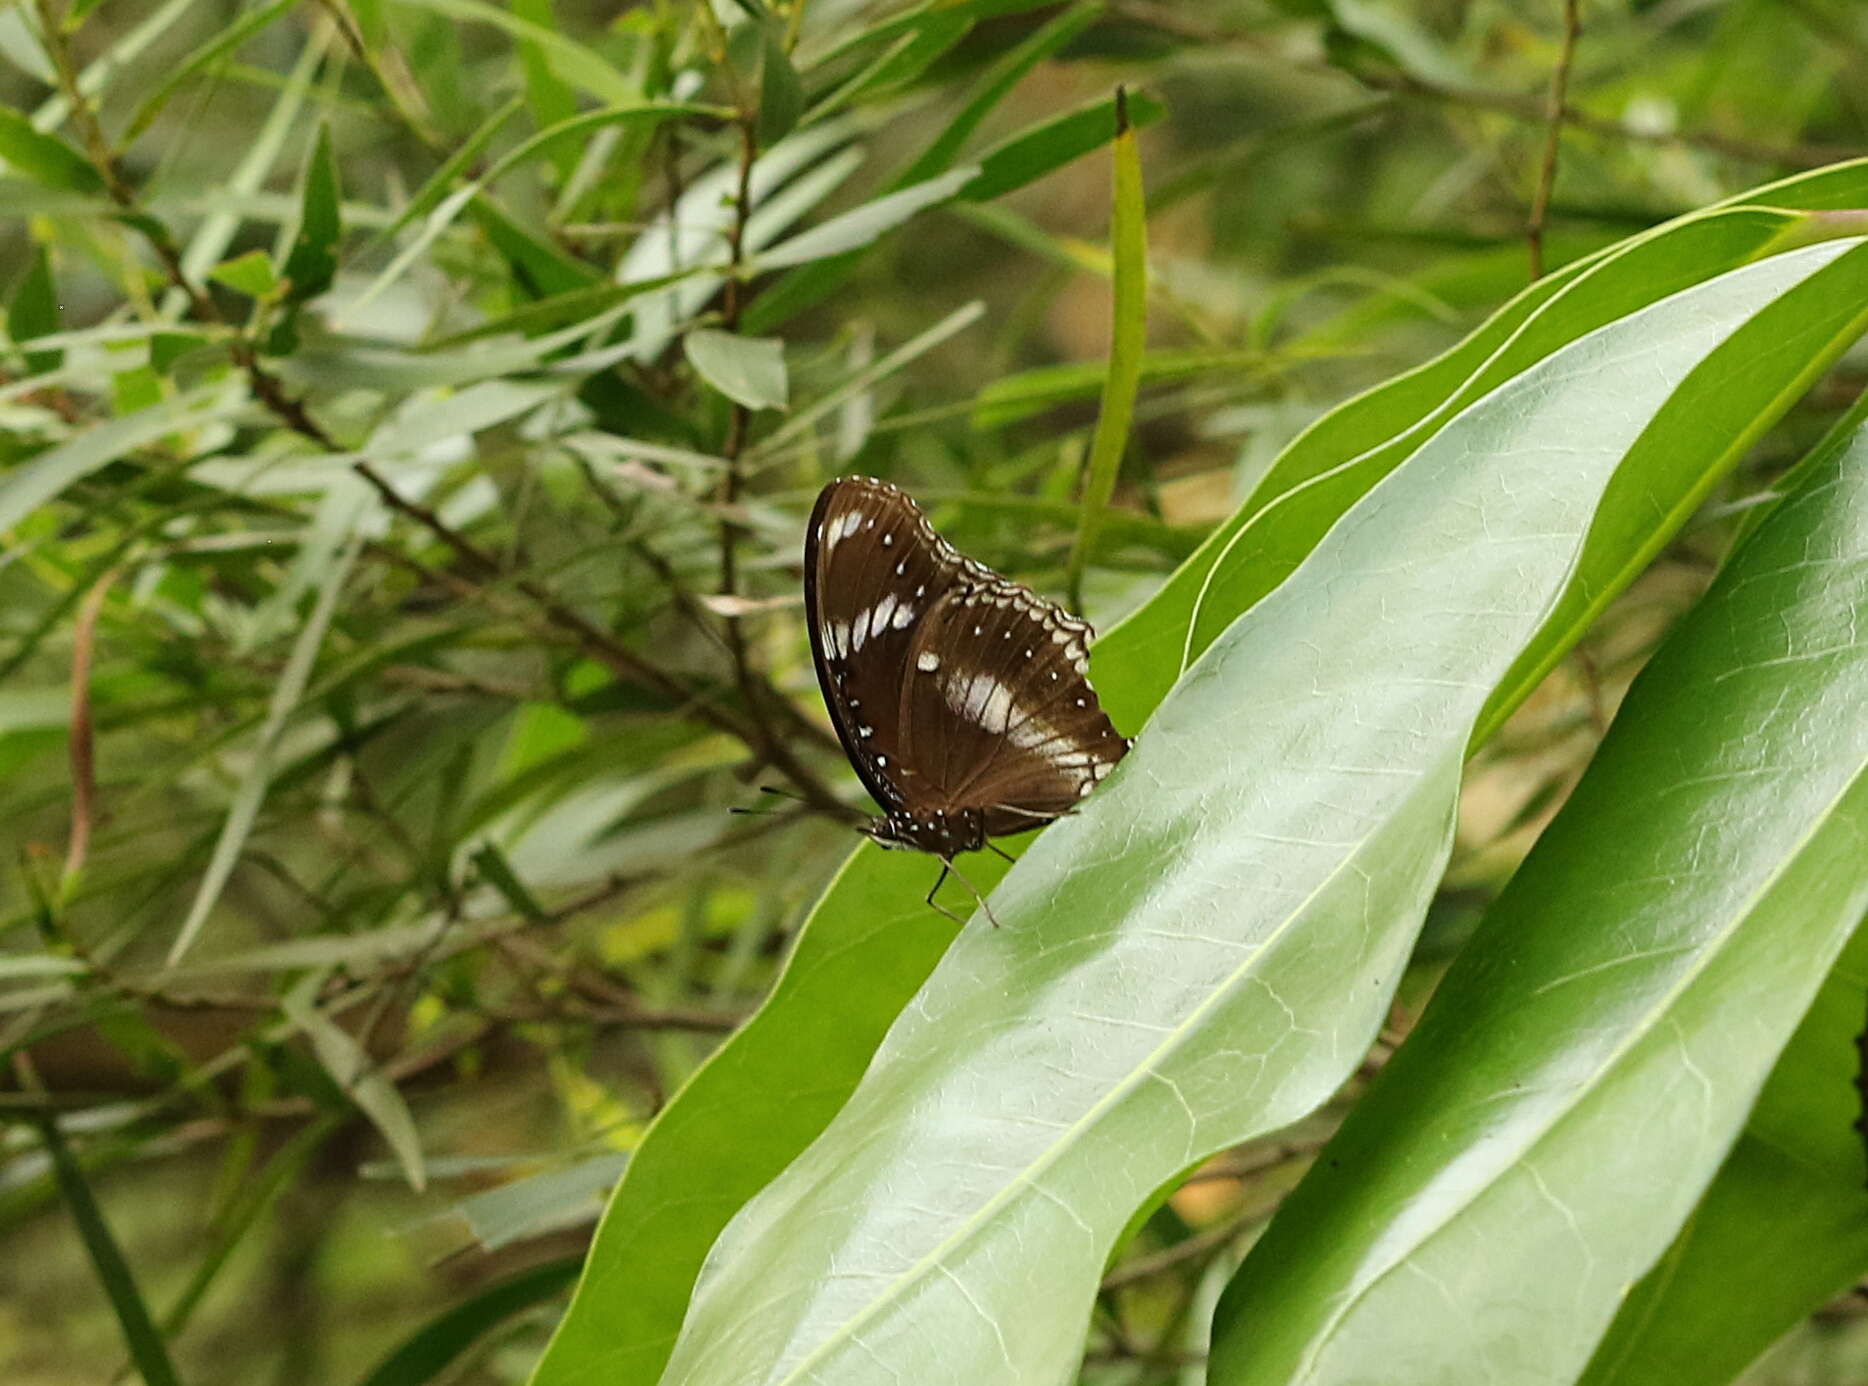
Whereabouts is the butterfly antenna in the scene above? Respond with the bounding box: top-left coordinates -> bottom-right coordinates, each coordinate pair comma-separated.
731,785 -> 809,817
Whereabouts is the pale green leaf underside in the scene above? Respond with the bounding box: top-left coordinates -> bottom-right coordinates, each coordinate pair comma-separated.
1209,419 -> 1868,1386
654,242 -> 1861,1386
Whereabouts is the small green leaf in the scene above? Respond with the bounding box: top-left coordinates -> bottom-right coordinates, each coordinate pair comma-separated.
283,991 -> 428,1193
683,329 -> 788,411
0,108 -> 103,193
208,248 -> 279,299
9,243 -> 61,374
279,124 -> 340,304
757,22 -> 805,146
111,364 -> 163,415
39,1118 -> 184,1386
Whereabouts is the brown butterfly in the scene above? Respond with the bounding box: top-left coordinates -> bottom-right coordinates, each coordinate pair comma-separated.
803,476 -> 1128,921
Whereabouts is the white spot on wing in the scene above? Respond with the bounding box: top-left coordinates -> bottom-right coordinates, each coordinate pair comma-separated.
916,651 -> 940,673
891,604 -> 915,629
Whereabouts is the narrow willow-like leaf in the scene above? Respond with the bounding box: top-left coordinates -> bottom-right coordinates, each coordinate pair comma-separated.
652,242 -> 1861,1386
10,242 -> 62,374
360,1257 -> 583,1386
278,124 -> 341,305
1208,416 -> 1868,1386
0,382 -> 245,534
39,1118 -> 183,1386
389,0 -> 638,104
341,101 -> 717,324
1065,87 -> 1145,609
683,330 -> 789,411
0,107 -> 103,193
282,989 -> 428,1192
168,538 -> 362,965
119,0 -> 297,143
753,166 -> 978,270
743,5 -> 1127,334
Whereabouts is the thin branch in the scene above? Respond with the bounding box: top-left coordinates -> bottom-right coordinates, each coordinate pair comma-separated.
1527,0 -> 1583,280
1112,0 -> 1854,170
1101,1204 -> 1265,1290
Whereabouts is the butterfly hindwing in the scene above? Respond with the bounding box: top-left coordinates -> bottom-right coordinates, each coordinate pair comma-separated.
899,578 -> 1124,835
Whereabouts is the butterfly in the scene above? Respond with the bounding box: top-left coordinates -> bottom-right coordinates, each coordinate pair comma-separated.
803,476 -> 1129,922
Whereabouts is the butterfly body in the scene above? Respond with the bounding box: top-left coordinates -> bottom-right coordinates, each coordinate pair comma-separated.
804,476 -> 1128,896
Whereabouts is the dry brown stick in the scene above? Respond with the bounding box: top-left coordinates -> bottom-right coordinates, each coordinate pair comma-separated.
63,569 -> 120,890
1527,0 -> 1583,280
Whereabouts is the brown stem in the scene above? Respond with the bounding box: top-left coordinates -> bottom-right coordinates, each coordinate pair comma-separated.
1527,0 -> 1583,280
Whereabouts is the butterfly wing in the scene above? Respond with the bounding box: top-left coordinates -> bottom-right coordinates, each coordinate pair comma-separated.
804,477 -> 979,812
898,575 -> 1127,836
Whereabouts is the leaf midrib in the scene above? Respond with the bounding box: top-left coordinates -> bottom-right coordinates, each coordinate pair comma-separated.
755,759 -> 1460,1386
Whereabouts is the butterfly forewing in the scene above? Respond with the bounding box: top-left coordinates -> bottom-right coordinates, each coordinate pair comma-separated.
805,475 -> 1128,848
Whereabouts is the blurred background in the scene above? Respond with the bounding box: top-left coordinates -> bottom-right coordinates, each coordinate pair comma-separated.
2,1 -> 1867,1382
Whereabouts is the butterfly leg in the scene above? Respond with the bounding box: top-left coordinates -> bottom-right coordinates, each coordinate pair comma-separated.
938,856 -> 1001,928
924,862 -> 967,927
985,841 -> 1015,864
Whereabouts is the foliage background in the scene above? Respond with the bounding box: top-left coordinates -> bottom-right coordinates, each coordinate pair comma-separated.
3,1 -> 1868,1383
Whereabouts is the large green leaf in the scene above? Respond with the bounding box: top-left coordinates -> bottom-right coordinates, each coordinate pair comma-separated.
1207,415 -> 1868,1386
1578,921 -> 1868,1384
647,242 -> 1865,1386
1092,160 -> 1868,731
527,848 -> 997,1386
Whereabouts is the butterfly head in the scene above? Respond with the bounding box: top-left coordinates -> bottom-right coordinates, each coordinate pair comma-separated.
866,806 -> 986,857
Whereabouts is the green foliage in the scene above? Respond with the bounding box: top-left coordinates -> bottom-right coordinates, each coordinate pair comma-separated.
6,3 -> 1868,1385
